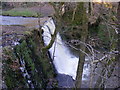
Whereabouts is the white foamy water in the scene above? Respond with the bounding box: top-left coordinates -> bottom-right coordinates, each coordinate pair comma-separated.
42,18 -> 90,80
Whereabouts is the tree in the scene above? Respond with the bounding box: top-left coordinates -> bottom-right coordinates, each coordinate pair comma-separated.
51,2 -> 89,88
116,2 -> 120,63
115,2 -> 120,89
75,2 -> 88,88
42,3 -> 64,54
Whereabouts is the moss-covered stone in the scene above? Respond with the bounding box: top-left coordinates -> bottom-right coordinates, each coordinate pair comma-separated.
3,47 -> 27,88
3,29 -> 57,88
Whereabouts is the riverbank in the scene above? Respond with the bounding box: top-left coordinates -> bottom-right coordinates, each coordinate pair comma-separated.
2,3 -> 55,17
2,26 -> 58,88
1,4 -> 55,88
1,14 -> 58,88
2,25 -> 28,47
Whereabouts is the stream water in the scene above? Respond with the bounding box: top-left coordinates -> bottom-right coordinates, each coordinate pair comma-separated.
1,15 -> 49,29
1,15 -> 38,25
1,16 -> 91,88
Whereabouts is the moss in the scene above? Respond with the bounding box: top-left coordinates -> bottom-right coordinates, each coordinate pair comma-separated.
97,24 -> 111,49
39,57 -> 54,78
62,10 -> 73,25
61,2 -> 88,42
88,19 -> 114,50
3,28 -> 57,88
62,2 -> 87,26
73,2 -> 87,25
3,47 -> 27,88
13,30 -> 57,88
15,40 -> 35,74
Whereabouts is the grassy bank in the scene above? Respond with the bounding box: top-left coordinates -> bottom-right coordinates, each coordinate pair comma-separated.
2,8 -> 39,17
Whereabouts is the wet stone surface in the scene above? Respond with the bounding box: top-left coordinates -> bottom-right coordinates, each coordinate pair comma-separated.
2,25 -> 28,47
56,73 -> 75,88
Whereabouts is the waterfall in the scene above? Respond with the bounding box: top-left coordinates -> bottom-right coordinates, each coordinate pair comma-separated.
1,15 -> 90,81
42,18 -> 90,80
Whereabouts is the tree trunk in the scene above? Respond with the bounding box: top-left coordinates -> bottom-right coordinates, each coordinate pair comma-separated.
116,2 -> 120,88
116,2 -> 120,61
75,2 -> 88,88
42,3 -> 63,54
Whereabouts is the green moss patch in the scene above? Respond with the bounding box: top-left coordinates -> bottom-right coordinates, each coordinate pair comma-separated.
3,47 -> 27,88
3,29 -> 57,88
2,8 -> 39,17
